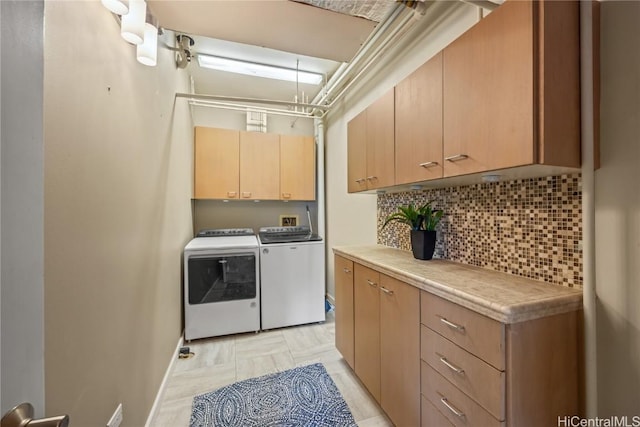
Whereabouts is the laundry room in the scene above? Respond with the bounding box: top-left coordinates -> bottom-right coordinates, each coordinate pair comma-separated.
4,0 -> 640,427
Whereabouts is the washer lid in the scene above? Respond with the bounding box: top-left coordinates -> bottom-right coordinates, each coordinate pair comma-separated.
185,235 -> 259,251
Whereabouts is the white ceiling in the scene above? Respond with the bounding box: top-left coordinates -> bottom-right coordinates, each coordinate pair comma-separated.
147,0 -> 393,101
147,0 -> 503,106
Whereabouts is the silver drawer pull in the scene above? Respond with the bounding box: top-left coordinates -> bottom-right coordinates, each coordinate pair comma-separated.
366,279 -> 377,288
440,396 -> 466,419
366,176 -> 376,181
419,161 -> 438,168
444,154 -> 469,162
355,178 -> 366,183
343,268 -> 351,273
438,355 -> 465,375
438,316 -> 465,332
218,260 -> 228,264
380,286 -> 394,296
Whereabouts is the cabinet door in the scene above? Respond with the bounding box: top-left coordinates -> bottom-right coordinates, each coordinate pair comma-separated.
334,255 -> 355,369
239,131 -> 280,200
353,263 -> 381,402
380,274 -> 420,427
347,110 -> 368,193
194,127 -> 240,199
443,0 -> 535,177
280,135 -> 315,200
366,89 -> 395,189
395,52 -> 443,184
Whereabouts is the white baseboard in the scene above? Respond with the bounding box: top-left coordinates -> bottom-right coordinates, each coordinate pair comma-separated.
145,334 -> 184,427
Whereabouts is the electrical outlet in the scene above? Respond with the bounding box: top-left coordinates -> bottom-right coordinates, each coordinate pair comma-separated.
107,403 -> 123,427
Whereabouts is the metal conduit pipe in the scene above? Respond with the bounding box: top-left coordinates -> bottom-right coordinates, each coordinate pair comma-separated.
176,92 -> 328,111
187,100 -> 316,119
312,1 -> 431,116
322,6 -> 424,111
310,2 -> 408,107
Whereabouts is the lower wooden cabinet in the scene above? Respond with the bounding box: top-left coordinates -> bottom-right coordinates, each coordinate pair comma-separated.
353,263 -> 381,402
420,291 -> 580,427
351,262 -> 420,426
334,256 -> 580,427
379,275 -> 420,427
334,256 -> 355,368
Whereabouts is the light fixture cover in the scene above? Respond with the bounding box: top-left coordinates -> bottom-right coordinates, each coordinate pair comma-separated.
197,55 -> 323,85
101,0 -> 129,15
121,0 -> 146,45
137,23 -> 158,66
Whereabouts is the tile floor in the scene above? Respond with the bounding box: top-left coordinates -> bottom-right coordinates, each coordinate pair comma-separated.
151,312 -> 393,426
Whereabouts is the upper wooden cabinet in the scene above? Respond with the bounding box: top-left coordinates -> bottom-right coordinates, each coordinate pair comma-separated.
442,0 -> 580,177
367,89 -> 395,188
194,127 -> 316,201
194,127 -> 240,199
280,135 -> 315,201
395,52 -> 443,184
347,89 -> 395,193
239,131 -> 280,200
347,110 -> 367,193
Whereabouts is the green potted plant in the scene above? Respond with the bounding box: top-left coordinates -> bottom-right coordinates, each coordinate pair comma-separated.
382,201 -> 443,260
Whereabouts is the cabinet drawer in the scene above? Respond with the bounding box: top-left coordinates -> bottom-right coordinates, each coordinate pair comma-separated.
422,394 -> 454,427
421,291 -> 505,370
421,325 -> 505,420
422,361 -> 503,427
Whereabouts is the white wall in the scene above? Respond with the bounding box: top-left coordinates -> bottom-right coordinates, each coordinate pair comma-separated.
43,2 -> 193,425
324,2 -> 479,298
595,1 -> 640,416
0,0 -> 45,416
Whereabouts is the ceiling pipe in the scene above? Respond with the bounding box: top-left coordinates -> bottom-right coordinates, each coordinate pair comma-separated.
176,92 -> 328,111
310,3 -> 408,106
323,9 -> 421,110
310,0 -> 433,115
187,100 -> 317,119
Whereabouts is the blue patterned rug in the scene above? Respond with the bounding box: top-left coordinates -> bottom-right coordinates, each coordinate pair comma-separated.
189,363 -> 357,427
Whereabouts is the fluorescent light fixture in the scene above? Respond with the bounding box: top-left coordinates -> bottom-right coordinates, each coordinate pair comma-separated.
137,23 -> 158,66
197,54 -> 323,85
121,0 -> 146,45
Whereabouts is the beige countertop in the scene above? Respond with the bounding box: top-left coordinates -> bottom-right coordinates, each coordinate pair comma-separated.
333,245 -> 583,324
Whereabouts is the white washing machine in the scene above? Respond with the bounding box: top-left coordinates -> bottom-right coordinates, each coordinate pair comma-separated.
183,228 -> 260,340
258,226 -> 326,330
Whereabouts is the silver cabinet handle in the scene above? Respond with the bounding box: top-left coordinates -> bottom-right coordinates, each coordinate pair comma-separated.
419,161 -> 439,168
241,191 -> 252,198
355,178 -> 366,183
438,316 -> 465,332
366,176 -> 376,180
380,286 -> 394,296
438,354 -> 465,374
282,192 -> 292,199
366,279 -> 377,288
343,268 -> 351,273
218,259 -> 228,264
445,154 -> 469,162
227,191 -> 237,197
440,396 -> 466,419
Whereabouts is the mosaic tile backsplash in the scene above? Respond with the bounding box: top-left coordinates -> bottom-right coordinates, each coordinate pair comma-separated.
378,174 -> 582,287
